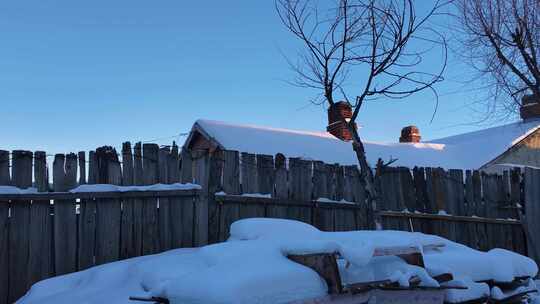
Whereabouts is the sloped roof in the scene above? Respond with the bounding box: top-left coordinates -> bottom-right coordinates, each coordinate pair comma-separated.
187,119 -> 540,169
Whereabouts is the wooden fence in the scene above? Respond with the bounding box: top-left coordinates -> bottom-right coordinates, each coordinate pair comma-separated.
0,144 -> 537,303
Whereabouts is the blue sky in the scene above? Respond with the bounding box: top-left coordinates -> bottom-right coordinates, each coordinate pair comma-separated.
0,1 -> 507,154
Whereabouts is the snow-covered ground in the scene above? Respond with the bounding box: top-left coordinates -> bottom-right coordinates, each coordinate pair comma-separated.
18,218 -> 539,304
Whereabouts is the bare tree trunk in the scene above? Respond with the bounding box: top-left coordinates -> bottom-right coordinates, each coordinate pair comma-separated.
348,124 -> 379,229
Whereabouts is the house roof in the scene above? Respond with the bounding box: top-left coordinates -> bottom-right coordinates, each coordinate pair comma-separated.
186,119 -> 540,169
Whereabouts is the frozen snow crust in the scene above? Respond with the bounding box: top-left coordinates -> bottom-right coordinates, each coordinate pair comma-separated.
18,218 -> 538,304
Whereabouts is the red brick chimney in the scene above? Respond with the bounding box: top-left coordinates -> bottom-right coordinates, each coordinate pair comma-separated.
327,101 -> 357,141
520,94 -> 540,120
399,126 -> 421,143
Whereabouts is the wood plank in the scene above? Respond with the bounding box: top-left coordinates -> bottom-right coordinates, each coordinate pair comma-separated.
412,167 -> 428,233
158,146 -> 172,250
378,211 -> 521,225
218,150 -> 241,242
79,151 -> 97,270
474,171 -> 489,251
313,162 -> 333,231
524,167 -> 540,265
0,150 -> 9,185
180,147 -> 193,184
510,169 -> 526,255
8,150 -> 32,302
193,150 -> 209,247
0,151 -> 7,303
268,153 -> 288,219
120,142 -> 135,259
288,158 -> 313,224
132,143 -> 144,255
28,151 -> 52,286
168,143 -> 184,249
207,150 -> 223,244
180,148 -> 194,247
464,170 -> 478,249
335,166 -> 358,231
239,153 -> 264,219
0,199 -> 7,304
95,148 -> 122,265
399,167 -> 417,232
257,154 -> 274,195
142,144 -> 159,254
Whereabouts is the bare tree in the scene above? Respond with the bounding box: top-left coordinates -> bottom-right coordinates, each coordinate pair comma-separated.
456,0 -> 540,118
277,0 -> 447,223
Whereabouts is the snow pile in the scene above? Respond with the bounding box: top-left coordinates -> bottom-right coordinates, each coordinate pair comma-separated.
0,186 -> 38,194
18,218 -> 538,304
70,183 -> 201,193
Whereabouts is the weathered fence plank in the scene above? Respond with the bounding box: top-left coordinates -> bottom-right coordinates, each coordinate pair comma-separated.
524,168 -> 540,265
268,153 -> 288,219
95,148 -> 122,265
0,198 -> 7,304
142,144 -> 160,254
193,150 -> 209,246
120,142 -> 135,259
288,158 -> 313,224
313,161 -> 334,231
132,143 -> 144,255
168,143 -> 185,249
218,150 -> 240,241
207,150 -> 223,244
9,151 -> 32,302
158,146 -> 172,251
28,151 -> 52,285
79,152 -> 97,270
239,153 -> 264,219
180,148 -> 194,247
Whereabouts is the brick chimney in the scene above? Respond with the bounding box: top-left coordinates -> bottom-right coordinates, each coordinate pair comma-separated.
327,101 -> 357,141
399,125 -> 421,143
520,94 -> 540,120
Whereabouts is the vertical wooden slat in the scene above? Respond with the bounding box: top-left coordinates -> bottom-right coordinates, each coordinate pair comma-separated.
120,142 -> 135,259
219,150 -> 241,241
8,151 -> 32,302
132,143 -> 144,255
288,158 -> 312,224
142,144 -> 159,254
239,153 -> 264,219
158,146 -> 172,250
256,154 -> 274,195
168,143 -> 184,248
313,161 -> 333,231
193,150 -> 209,246
464,170 -> 478,249
207,150 -> 223,244
510,169 -> 526,255
180,148 -> 194,247
267,153 -> 288,219
0,151 -> 8,304
475,171 -> 489,251
53,154 -> 77,276
94,148 -> 121,265
28,151 -> 52,286
0,151 -> 9,185
524,168 -> 540,265
79,151 -> 97,270
412,167 -> 428,233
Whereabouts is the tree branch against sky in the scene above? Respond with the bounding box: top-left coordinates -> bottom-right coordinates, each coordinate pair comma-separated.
276,0 -> 448,225
455,0 -> 540,119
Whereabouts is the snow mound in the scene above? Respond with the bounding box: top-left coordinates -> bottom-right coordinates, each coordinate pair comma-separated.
18,219 -> 538,304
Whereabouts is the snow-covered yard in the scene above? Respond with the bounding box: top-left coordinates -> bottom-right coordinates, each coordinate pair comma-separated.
18,219 -> 539,304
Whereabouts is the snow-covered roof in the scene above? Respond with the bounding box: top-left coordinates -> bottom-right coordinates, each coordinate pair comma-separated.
188,119 -> 540,170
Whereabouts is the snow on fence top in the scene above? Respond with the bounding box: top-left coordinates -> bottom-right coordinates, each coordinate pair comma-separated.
191,119 -> 540,169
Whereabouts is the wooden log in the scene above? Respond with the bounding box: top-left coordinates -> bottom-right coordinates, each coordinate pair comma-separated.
79,152 -> 97,270
94,147 -> 121,265
0,150 -> 9,185
142,144 -> 159,254
219,150 -> 241,241
132,143 -> 144,255
8,151 -> 32,302
28,151 -> 52,285
168,143 -> 184,248
239,153 -> 264,219
207,150 -> 223,244
193,150 -> 209,247
120,142 -> 135,259
158,146 -> 172,250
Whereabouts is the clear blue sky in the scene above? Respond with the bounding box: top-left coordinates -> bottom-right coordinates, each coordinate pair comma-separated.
0,1 -> 508,154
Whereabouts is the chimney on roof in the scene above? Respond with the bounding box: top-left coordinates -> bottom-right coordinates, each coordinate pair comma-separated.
327,101 -> 357,141
399,125 -> 421,143
520,94 -> 540,120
